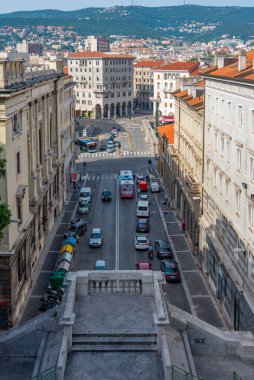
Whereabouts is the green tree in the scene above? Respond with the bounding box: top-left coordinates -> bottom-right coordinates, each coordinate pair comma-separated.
0,145 -> 11,240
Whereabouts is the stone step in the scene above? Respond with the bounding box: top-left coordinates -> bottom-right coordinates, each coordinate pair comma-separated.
72,335 -> 157,344
72,343 -> 158,352
72,333 -> 157,338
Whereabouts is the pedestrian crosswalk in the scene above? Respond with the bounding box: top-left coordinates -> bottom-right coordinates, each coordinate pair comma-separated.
86,174 -> 119,181
77,150 -> 151,160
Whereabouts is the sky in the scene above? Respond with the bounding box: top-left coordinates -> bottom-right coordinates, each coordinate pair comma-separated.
0,0 -> 253,13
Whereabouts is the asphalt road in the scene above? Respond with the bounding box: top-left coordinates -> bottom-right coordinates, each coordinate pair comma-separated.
21,116 -> 225,327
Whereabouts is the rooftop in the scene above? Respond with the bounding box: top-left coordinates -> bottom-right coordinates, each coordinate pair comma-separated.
134,60 -> 165,68
154,61 -> 199,72
68,52 -> 134,59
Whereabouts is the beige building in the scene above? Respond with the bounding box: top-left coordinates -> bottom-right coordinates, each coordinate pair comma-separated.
133,60 -> 164,111
158,81 -> 204,252
68,52 -> 134,119
85,36 -> 110,53
0,58 -> 75,327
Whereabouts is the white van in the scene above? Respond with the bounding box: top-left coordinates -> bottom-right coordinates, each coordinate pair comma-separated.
79,187 -> 92,203
137,200 -> 149,218
150,181 -> 160,193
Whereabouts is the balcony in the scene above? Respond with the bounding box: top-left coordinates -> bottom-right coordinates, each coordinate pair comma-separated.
185,174 -> 200,194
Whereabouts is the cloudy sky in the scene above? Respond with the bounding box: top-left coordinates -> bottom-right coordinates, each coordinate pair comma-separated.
0,0 -> 253,13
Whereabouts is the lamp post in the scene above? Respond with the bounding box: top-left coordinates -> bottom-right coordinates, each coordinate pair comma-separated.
64,201 -> 69,231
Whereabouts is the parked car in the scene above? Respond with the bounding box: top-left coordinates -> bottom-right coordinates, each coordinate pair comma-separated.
64,219 -> 87,239
102,189 -> 112,201
135,233 -> 149,250
160,260 -> 181,282
154,240 -> 174,259
100,144 -> 106,151
136,262 -> 152,270
78,201 -> 90,215
136,218 -> 149,233
89,228 -> 103,247
150,182 -> 160,193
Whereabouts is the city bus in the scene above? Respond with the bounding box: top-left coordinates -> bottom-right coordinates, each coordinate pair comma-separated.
120,179 -> 134,199
76,139 -> 97,153
119,170 -> 133,181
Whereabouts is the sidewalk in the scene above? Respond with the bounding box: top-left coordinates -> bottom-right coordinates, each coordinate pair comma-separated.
19,178 -> 86,324
154,173 -> 227,329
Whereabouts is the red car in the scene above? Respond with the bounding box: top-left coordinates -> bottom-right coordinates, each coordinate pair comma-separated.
136,262 -> 152,270
138,181 -> 148,192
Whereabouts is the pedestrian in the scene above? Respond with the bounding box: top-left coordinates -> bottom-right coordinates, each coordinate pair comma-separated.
164,193 -> 168,206
182,222 -> 186,234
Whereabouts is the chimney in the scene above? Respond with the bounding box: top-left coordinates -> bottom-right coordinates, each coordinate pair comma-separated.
217,57 -> 225,69
238,50 -> 246,72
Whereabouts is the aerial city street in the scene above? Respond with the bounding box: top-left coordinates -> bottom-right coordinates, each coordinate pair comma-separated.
1,2 -> 254,380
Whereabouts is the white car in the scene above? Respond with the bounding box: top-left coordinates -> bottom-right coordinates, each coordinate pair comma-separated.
135,233 -> 149,250
139,194 -> 149,202
90,228 -> 103,247
150,181 -> 160,193
78,202 -> 90,214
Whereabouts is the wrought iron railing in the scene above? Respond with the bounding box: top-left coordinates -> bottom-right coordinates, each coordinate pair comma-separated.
172,365 -> 199,380
31,366 -> 56,380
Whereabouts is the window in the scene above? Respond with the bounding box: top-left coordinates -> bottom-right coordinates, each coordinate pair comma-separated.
157,74 -> 160,80
219,173 -> 222,194
248,204 -> 254,230
238,105 -> 243,126
208,95 -> 211,111
250,155 -> 254,181
225,180 -> 229,201
226,141 -> 231,162
220,137 -> 224,156
16,152 -> 21,175
17,199 -> 22,223
214,132 -> 218,151
214,168 -> 218,188
236,147 -> 242,171
215,98 -> 219,115
39,129 -> 43,165
235,190 -> 241,214
12,114 -> 21,135
251,110 -> 254,133
221,100 -> 225,119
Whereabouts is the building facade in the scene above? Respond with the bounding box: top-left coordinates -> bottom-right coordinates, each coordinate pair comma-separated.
68,52 -> 134,119
85,36 -> 110,53
200,52 -> 254,331
0,58 -> 75,327
158,82 -> 204,252
133,60 -> 164,111
153,62 -> 199,118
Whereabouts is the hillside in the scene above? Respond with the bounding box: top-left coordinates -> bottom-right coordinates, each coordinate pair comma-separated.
0,5 -> 254,42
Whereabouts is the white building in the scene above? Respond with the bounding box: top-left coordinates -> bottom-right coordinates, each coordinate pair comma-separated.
68,52 -> 135,119
200,51 -> 254,331
152,62 -> 199,117
85,36 -> 110,53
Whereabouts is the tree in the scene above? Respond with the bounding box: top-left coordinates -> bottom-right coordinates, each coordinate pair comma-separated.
0,145 -> 11,240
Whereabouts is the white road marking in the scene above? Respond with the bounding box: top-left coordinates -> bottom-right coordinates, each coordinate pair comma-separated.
115,179 -> 120,270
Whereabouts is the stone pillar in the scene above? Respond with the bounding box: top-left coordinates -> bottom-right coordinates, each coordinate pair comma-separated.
141,271 -> 154,296
76,271 -> 89,296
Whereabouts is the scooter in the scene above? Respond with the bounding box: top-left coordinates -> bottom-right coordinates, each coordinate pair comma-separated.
147,247 -> 154,260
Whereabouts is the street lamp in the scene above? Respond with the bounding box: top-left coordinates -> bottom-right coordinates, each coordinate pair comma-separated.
64,201 -> 69,231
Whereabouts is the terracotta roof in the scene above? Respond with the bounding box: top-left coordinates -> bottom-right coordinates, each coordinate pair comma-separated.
186,96 -> 204,107
134,60 -> 165,68
196,80 -> 205,87
154,62 -> 199,72
158,124 -> 174,145
202,50 -> 254,82
68,52 -> 134,59
173,89 -> 204,112
173,89 -> 188,98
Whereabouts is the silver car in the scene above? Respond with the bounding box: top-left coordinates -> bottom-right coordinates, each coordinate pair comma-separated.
135,233 -> 149,250
78,202 -> 90,214
89,228 -> 103,247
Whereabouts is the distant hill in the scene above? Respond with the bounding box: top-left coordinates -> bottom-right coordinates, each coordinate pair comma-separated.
0,5 -> 254,42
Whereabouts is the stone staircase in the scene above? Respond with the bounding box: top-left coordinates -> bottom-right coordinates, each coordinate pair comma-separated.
72,333 -> 158,352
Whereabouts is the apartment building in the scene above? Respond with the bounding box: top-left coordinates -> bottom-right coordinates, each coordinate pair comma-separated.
152,62 -> 200,117
85,36 -> 110,53
200,51 -> 254,331
68,52 -> 134,119
0,58 -> 75,327
158,81 -> 204,252
133,60 -> 164,111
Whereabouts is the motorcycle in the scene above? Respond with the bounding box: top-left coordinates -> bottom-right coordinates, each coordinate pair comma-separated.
147,246 -> 154,260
